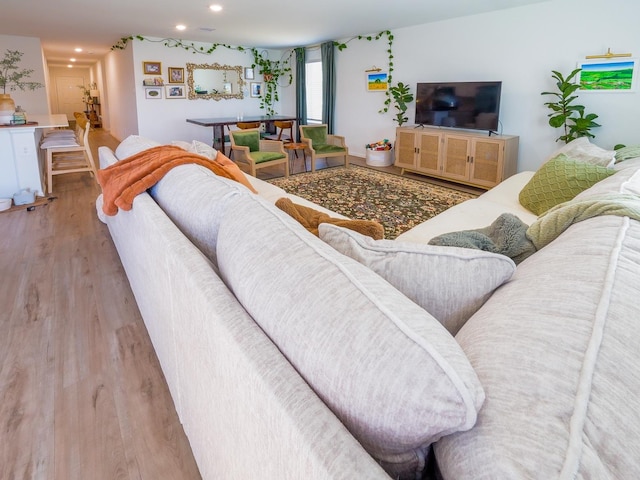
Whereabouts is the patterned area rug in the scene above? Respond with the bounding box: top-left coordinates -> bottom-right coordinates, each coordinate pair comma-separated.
269,165 -> 476,239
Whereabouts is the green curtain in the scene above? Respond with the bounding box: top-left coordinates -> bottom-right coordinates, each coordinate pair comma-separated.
321,41 -> 335,133
295,47 -> 306,141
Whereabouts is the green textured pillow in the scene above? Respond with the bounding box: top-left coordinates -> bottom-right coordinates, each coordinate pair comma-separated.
519,154 -> 614,215
615,145 -> 640,163
301,126 -> 327,145
233,131 -> 260,152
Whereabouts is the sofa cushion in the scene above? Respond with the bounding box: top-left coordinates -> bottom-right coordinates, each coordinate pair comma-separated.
318,223 -> 515,335
435,215 -> 640,479
519,154 -> 614,215
215,193 -> 484,479
148,166 -> 251,266
115,134 -> 162,159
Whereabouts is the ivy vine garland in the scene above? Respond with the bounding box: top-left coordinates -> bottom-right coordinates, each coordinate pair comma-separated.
112,31 -> 395,116
334,30 -> 394,114
112,36 -> 293,116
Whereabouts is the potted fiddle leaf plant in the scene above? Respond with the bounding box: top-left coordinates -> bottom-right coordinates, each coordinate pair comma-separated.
541,68 -> 600,143
0,49 -> 44,124
389,82 -> 414,126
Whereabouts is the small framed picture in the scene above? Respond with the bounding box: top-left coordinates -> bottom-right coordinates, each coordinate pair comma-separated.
145,87 -> 163,99
250,82 -> 262,98
223,82 -> 232,94
165,85 -> 185,99
143,61 -> 162,75
244,67 -> 255,80
366,71 -> 389,92
168,67 -> 184,84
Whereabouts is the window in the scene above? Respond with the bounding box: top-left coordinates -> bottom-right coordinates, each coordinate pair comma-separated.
305,61 -> 323,124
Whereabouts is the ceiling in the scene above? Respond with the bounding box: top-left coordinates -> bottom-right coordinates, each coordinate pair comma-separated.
1,0 -> 547,68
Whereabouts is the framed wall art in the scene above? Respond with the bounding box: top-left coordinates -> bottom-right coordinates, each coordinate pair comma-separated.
577,58 -> 637,92
145,87 -> 163,99
168,67 -> 184,83
250,82 -> 262,98
143,61 -> 162,75
244,67 -> 255,80
165,85 -> 186,99
366,71 -> 389,92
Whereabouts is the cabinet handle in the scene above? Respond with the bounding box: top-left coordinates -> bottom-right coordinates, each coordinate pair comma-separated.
466,155 -> 470,163
470,156 -> 474,163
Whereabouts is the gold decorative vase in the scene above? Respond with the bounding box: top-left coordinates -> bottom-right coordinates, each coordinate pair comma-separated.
0,94 -> 16,124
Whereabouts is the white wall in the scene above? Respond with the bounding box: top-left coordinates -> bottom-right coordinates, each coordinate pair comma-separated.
0,35 -> 49,115
334,0 -> 640,172
101,0 -> 638,172
123,40 -> 292,145
103,44 -> 138,142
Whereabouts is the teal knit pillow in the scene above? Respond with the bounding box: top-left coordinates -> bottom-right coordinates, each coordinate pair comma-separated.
233,131 -> 260,152
519,154 -> 615,215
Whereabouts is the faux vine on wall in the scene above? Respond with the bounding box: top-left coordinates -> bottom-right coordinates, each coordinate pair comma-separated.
112,31 -> 396,116
112,36 -> 293,116
334,30 -> 395,114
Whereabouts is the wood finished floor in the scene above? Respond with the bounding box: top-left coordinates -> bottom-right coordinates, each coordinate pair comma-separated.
0,128 -> 480,479
0,129 -> 201,480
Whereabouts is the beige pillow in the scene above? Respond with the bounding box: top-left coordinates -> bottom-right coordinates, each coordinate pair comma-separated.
546,137 -> 615,167
114,135 -> 161,159
318,223 -> 516,335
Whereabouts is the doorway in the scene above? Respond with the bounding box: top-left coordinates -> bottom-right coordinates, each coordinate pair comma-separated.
54,75 -> 86,121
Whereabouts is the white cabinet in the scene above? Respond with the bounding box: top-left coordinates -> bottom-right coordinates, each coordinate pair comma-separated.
395,127 -> 519,189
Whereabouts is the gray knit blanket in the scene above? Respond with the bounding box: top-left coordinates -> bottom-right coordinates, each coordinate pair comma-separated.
428,213 -> 535,265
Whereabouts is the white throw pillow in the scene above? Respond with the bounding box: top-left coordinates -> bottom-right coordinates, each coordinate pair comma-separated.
171,140 -> 193,151
190,140 -> 218,159
319,223 -> 516,335
114,135 -> 161,160
545,137 -> 615,168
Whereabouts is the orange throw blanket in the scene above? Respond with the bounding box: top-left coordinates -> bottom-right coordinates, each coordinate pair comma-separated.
98,145 -> 239,216
275,197 -> 384,239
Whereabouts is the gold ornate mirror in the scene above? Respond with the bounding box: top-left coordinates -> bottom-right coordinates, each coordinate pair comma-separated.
186,62 -> 245,100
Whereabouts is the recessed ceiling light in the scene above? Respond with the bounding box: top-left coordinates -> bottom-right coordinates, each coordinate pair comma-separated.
74,48 -> 82,52
209,4 -> 222,12
67,65 -> 73,68
176,24 -> 186,31
70,58 -> 76,62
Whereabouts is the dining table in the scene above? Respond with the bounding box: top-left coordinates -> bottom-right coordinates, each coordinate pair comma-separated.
186,114 -> 298,155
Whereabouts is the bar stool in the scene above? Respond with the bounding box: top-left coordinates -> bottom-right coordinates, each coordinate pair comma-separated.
40,116 -> 97,193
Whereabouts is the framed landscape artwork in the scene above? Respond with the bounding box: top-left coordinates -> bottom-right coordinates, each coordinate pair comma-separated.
366,71 -> 388,91
577,59 -> 637,92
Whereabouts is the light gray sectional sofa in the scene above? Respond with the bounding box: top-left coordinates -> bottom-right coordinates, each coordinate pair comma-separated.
97,136 -> 640,479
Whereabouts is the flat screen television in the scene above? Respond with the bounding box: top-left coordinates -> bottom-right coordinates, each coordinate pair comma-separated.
414,81 -> 502,132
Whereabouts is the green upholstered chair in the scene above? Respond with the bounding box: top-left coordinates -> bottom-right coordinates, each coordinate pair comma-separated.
229,128 -> 289,178
299,124 -> 349,173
